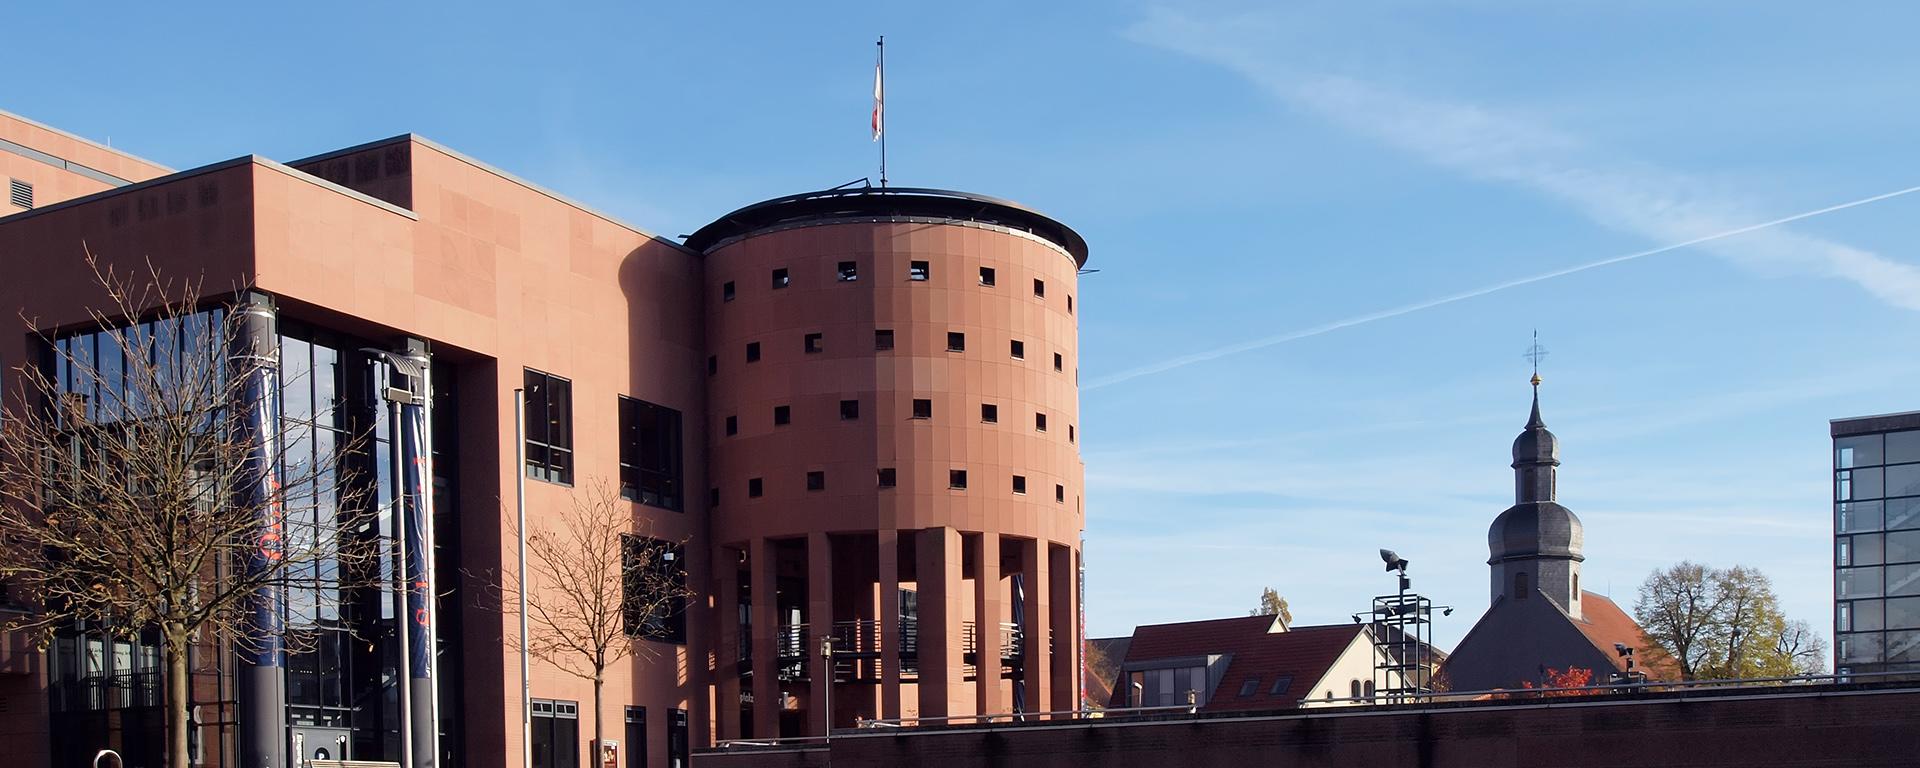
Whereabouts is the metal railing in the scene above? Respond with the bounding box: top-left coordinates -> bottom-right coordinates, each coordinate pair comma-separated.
855,703 -> 1198,730
1301,668 -> 1920,707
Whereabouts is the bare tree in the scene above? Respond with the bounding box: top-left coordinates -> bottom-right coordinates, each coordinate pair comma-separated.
504,481 -> 691,763
1773,619 -> 1830,676
0,256 -> 376,768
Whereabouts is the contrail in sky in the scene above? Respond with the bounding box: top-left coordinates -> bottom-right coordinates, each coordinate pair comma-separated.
1085,184 -> 1920,390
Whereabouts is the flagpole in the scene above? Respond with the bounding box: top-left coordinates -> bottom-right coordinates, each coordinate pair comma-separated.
878,35 -> 887,187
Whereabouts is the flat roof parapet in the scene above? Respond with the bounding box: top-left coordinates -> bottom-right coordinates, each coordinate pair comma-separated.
686,186 -> 1088,266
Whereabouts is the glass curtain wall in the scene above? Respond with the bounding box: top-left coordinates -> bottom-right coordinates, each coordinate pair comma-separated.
1835,429 -> 1920,674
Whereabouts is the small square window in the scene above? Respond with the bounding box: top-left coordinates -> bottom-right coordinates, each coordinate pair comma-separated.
1055,484 -> 1065,503
1069,424 -> 1076,443
1054,353 -> 1064,372
805,333 -> 824,354
875,329 -> 895,351
979,266 -> 996,286
947,332 -> 965,352
1033,278 -> 1045,297
746,342 -> 761,362
771,268 -> 790,289
748,478 -> 764,498
950,470 -> 968,490
1068,295 -> 1074,313
1012,475 -> 1027,495
1010,340 -> 1025,360
707,355 -> 717,376
878,468 -> 897,488
709,487 -> 720,508
838,261 -> 859,281
722,281 -> 736,302
1239,678 -> 1260,697
981,403 -> 998,423
773,405 -> 791,426
840,399 -> 860,420
912,398 -> 933,419
909,261 -> 930,281
807,471 -> 825,491
1035,412 -> 1048,432
1268,675 -> 1294,696
725,415 -> 738,436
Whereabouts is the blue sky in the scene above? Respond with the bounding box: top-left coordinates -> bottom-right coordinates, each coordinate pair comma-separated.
13,1 -> 1920,651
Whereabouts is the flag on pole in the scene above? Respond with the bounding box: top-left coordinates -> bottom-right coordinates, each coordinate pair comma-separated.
871,55 -> 884,142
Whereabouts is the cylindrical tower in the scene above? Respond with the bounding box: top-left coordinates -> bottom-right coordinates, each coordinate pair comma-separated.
687,187 -> 1087,739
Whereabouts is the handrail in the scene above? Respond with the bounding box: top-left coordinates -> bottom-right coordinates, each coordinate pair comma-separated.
855,703 -> 1197,729
1301,668 -> 1920,706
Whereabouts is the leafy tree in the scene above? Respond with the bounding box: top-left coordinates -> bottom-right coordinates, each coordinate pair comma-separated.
1521,666 -> 1599,696
1250,587 -> 1293,626
0,258 -> 375,768
1634,561 -> 1826,680
503,481 -> 692,762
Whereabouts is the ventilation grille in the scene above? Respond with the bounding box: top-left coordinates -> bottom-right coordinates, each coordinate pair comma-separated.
8,179 -> 30,210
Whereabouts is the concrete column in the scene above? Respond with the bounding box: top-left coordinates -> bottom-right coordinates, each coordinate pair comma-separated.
877,530 -> 902,720
714,549 -> 741,741
1049,543 -> 1076,713
973,534 -> 1005,719
916,527 -> 966,720
749,537 -> 779,739
1020,538 -> 1052,719
807,532 -> 833,735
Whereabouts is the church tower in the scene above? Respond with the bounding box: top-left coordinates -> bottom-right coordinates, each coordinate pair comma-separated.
1487,374 -> 1585,618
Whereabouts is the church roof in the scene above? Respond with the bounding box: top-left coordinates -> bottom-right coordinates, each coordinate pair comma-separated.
1571,592 -> 1682,680
1488,501 -> 1584,563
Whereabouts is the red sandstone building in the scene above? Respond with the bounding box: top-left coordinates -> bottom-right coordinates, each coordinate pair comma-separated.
0,109 -> 1087,768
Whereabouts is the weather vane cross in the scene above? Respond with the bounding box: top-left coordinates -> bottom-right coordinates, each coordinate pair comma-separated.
1523,330 -> 1549,386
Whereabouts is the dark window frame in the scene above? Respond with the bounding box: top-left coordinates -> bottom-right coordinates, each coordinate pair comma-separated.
523,369 -> 574,485
837,261 -> 859,281
909,260 -> 931,281
618,395 -> 684,511
771,267 -> 791,289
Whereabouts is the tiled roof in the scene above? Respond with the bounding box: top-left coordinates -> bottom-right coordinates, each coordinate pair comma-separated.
1571,592 -> 1682,681
1115,616 -> 1365,711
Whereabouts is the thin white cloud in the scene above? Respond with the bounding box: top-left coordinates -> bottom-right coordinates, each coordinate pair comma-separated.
1088,8 -> 1920,389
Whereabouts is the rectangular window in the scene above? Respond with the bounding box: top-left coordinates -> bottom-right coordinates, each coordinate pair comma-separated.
838,261 -> 859,281
531,699 -> 580,768
1033,278 -> 1045,297
622,535 -> 687,643
707,355 -> 717,376
619,396 -> 684,510
1012,475 -> 1027,495
1068,295 -> 1074,314
1035,412 -> 1048,432
1267,675 -> 1293,695
805,333 -> 824,354
875,329 -> 895,351
771,268 -> 790,289
909,260 -> 930,281
912,398 -> 932,419
1056,484 -> 1066,503
947,332 -> 966,352
625,707 -> 648,768
979,266 -> 996,286
1010,340 -> 1025,359
878,468 -> 897,488
1054,352 -> 1064,372
722,281 -> 736,302
840,399 -> 860,420
524,369 -> 574,485
773,405 -> 791,426
746,342 -> 761,362
981,403 -> 998,423
807,471 -> 825,491
725,415 -> 738,436
1891,430 -> 1920,464
950,469 -> 968,490
748,478 -> 764,498
1069,424 -> 1076,443
668,709 -> 689,768
1889,463 -> 1920,499
1239,678 -> 1260,697
709,488 -> 720,508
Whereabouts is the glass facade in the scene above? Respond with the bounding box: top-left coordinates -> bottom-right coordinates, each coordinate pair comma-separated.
1835,426 -> 1920,676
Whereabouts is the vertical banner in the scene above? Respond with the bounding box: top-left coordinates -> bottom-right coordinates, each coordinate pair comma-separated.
397,357 -> 438,768
232,295 -> 288,768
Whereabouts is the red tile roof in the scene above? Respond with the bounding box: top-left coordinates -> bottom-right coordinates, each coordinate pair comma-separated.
1572,592 -> 1681,681
1113,616 -> 1366,711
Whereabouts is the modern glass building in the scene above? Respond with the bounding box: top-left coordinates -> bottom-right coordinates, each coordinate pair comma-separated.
1831,410 -> 1920,677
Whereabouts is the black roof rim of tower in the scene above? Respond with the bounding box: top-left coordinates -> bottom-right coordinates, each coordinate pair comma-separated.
685,186 -> 1089,265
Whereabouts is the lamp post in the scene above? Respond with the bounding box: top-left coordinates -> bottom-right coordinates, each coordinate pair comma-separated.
819,636 -> 835,740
